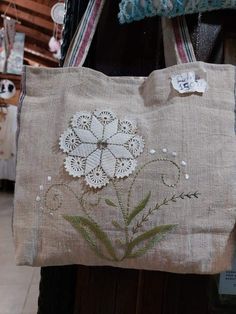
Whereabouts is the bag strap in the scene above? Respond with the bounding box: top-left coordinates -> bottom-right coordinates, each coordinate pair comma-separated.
162,16 -> 197,67
64,0 -> 106,67
65,0 -> 195,68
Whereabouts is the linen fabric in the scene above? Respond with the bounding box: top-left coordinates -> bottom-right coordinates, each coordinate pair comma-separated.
0,105 -> 17,160
0,105 -> 17,180
118,0 -> 236,24
14,62 -> 236,274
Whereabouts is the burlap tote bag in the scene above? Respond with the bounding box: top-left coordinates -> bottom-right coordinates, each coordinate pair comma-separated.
14,0 -> 236,274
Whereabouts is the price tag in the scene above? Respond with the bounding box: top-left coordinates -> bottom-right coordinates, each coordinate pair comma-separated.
219,257 -> 236,295
171,71 -> 207,94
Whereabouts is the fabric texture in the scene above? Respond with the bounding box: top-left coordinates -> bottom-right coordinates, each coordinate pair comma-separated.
162,16 -> 196,66
0,105 -> 17,160
14,62 -> 236,274
64,0 -> 106,67
0,157 -> 16,181
186,12 -> 224,64
0,105 -> 17,181
118,0 -> 236,24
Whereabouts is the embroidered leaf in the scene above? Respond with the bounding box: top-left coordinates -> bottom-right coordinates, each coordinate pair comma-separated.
68,219 -> 108,260
105,199 -> 117,207
127,225 -> 177,258
64,215 -> 118,261
112,220 -> 124,230
115,239 -> 126,248
127,191 -> 151,225
126,224 -> 177,257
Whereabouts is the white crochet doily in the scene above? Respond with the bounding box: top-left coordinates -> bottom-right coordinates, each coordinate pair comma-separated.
59,110 -> 144,188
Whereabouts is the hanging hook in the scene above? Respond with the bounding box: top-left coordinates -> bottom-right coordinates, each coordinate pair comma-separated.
1,0 -> 21,24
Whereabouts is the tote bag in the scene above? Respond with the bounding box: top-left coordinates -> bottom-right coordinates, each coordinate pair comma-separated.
14,0 -> 236,274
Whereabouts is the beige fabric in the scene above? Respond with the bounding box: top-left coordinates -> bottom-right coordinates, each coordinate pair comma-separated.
14,62 -> 236,274
0,105 -> 17,160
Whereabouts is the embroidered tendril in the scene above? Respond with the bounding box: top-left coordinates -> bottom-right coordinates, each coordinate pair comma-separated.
45,185 -> 63,211
44,183 -> 95,222
56,155 -> 200,262
127,158 -> 181,217
80,191 -> 101,207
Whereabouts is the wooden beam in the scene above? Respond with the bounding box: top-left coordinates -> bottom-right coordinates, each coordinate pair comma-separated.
0,4 -> 54,31
2,0 -> 51,17
24,43 -> 58,67
24,57 -> 40,67
15,24 -> 51,44
24,43 -> 57,62
25,37 -> 49,51
24,51 -> 58,67
0,73 -> 21,81
23,48 -> 56,64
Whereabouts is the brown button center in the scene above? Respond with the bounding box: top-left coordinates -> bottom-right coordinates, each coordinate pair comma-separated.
97,140 -> 108,150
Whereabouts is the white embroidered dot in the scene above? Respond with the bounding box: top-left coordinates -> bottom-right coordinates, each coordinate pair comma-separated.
149,149 -> 156,155
47,176 -> 52,182
162,148 -> 167,153
36,196 -> 41,202
39,185 -> 44,191
172,152 -> 177,157
50,212 -> 54,216
185,174 -> 190,180
181,161 -> 187,166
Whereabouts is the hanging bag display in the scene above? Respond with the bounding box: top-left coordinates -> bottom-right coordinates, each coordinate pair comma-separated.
14,0 -> 236,274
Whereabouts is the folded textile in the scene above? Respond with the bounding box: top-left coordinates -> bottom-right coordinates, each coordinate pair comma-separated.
118,0 -> 236,24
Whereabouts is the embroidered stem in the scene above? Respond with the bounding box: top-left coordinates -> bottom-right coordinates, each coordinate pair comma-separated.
60,155 -> 200,262
79,192 -> 99,225
132,191 -> 200,235
111,180 -> 126,220
127,158 -> 181,217
111,180 -> 129,245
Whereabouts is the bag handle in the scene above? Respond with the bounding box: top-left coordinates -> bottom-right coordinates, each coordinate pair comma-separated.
162,16 -> 197,67
64,0 -> 106,67
65,0 -> 194,68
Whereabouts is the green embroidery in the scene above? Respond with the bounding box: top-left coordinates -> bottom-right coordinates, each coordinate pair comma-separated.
131,191 -> 200,235
126,158 -> 181,217
64,216 -> 118,261
125,225 -> 176,259
44,183 -> 96,224
105,199 -> 117,207
58,158 -> 200,261
127,191 -> 151,225
111,220 -> 124,230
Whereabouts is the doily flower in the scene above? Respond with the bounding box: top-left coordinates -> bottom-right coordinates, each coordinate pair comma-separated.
59,110 -> 144,188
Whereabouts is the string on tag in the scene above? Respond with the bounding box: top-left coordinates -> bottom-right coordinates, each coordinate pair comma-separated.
1,0 -> 21,24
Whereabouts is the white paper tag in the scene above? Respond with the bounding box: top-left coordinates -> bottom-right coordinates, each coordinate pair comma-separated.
219,257 -> 236,295
171,71 -> 207,94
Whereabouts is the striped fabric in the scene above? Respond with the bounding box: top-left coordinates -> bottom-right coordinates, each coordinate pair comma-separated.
64,0 -> 106,67
64,0 -> 195,67
162,16 -> 196,66
172,17 -> 196,63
